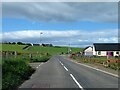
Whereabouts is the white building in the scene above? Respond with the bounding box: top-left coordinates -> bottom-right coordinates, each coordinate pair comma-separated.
83,46 -> 93,56
84,43 -> 120,57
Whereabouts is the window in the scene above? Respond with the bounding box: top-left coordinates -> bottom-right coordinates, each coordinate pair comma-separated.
110,52 -> 113,56
116,52 -> 119,54
107,52 -> 113,56
106,52 -> 108,55
98,51 -> 101,55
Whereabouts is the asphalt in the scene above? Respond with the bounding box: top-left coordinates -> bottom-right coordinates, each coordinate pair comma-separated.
19,55 -> 119,89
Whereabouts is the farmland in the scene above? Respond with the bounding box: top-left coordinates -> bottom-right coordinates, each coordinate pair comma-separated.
28,46 -> 82,55
2,44 -> 82,55
2,44 -> 27,52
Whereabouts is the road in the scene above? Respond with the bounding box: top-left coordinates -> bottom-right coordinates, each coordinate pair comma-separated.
19,55 -> 119,89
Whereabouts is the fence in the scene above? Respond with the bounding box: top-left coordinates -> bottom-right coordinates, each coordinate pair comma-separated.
2,51 -> 50,60
70,53 -> 120,70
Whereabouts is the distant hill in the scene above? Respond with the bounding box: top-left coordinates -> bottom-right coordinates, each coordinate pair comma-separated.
1,44 -> 83,55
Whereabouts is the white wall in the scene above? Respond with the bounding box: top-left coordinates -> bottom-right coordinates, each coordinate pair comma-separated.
96,51 -> 106,56
94,51 -> 120,56
93,46 -> 96,55
84,47 -> 93,56
114,51 -> 120,56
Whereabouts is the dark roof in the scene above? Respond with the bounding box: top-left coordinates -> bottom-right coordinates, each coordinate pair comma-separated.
93,43 -> 120,51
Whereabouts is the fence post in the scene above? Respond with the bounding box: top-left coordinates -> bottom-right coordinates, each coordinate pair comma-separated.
29,53 -> 32,58
5,51 -> 8,58
14,51 -> 17,58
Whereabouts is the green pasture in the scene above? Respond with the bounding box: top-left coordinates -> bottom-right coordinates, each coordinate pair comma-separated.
2,44 -> 83,55
2,44 -> 27,52
28,46 -> 82,55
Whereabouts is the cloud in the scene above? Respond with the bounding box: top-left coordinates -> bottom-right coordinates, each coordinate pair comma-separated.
2,2 -> 118,23
2,29 -> 118,47
2,0 -> 119,2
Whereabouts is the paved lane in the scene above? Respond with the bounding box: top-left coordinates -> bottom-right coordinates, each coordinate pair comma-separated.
58,56 -> 118,88
19,56 -> 79,88
20,55 -> 118,89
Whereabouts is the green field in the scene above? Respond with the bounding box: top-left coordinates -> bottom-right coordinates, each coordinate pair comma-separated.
28,46 -> 82,55
2,44 -> 27,52
2,44 -> 83,55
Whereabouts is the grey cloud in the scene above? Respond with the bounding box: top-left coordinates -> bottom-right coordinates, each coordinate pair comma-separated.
2,29 -> 118,47
2,0 -> 119,2
2,2 -> 118,23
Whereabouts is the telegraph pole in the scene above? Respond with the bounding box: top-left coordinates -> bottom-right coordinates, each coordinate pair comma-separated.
40,32 -> 43,57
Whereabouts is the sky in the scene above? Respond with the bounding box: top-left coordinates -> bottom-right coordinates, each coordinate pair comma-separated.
1,1 -> 118,47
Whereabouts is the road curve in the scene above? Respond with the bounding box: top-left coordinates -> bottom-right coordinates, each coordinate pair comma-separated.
19,55 -> 118,89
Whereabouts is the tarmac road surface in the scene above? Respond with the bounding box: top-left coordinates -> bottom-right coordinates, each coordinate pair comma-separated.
19,55 -> 119,89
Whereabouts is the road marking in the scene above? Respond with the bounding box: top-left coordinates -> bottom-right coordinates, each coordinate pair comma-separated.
59,61 -> 64,66
61,63 -> 63,65
39,64 -> 41,66
59,61 -> 61,63
69,59 -> 118,77
36,67 -> 38,68
63,66 -> 68,71
59,60 -> 68,71
70,74 -> 84,89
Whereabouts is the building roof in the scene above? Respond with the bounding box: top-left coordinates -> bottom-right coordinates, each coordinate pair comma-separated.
83,46 -> 92,51
93,43 -> 120,51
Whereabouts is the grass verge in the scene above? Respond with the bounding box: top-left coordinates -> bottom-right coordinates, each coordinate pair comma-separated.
30,56 -> 51,62
2,58 -> 35,90
71,56 -> 120,70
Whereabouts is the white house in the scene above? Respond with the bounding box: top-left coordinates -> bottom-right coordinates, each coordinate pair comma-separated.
84,43 -> 120,57
83,46 -> 93,56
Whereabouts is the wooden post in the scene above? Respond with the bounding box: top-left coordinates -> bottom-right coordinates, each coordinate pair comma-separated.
29,54 -> 32,58
14,51 -> 17,58
5,51 -> 8,58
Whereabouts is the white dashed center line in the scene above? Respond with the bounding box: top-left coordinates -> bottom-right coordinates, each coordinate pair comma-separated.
70,74 -> 84,89
63,66 -> 68,71
59,60 -> 84,89
59,61 -> 63,66
61,63 -> 63,66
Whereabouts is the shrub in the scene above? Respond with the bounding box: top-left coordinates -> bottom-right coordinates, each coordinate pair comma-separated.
109,63 -> 119,70
30,56 -> 50,62
2,58 -> 35,90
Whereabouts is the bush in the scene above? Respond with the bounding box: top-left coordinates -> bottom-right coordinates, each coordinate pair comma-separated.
30,56 -> 50,62
17,42 -> 24,45
2,58 -> 35,90
109,63 -> 119,70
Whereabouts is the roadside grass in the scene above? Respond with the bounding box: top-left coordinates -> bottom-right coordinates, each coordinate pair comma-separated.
2,57 -> 35,90
2,54 -> 51,90
71,56 -> 120,70
30,55 -> 51,62
0,58 -> 1,65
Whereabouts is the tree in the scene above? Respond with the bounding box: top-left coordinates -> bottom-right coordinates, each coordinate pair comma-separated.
17,42 -> 23,45
8,42 -> 11,44
12,42 -> 16,44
